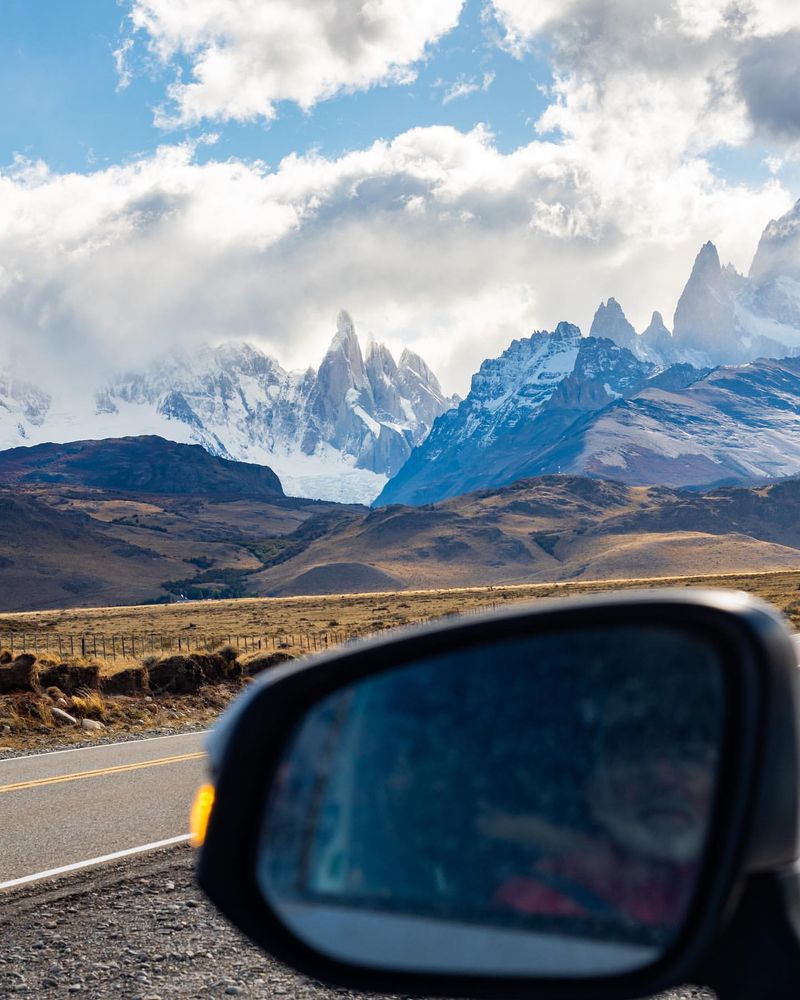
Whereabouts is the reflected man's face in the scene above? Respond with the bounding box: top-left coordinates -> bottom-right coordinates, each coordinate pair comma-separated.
589,748 -> 714,863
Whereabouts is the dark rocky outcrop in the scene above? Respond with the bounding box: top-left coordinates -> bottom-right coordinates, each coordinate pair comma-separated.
38,663 -> 101,693
0,654 -> 39,693
102,667 -> 150,694
147,652 -> 242,692
0,437 -> 284,498
244,651 -> 295,676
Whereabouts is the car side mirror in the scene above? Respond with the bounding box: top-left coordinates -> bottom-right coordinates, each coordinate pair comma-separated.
197,591 -> 800,1000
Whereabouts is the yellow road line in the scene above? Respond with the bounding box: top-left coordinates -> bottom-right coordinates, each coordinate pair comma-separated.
0,751 -> 205,794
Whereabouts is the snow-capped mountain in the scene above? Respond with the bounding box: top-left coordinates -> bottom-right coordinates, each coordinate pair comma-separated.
0,312 -> 455,504
376,326 -> 664,506
0,370 -> 51,443
592,199 -> 800,367
378,329 -> 800,504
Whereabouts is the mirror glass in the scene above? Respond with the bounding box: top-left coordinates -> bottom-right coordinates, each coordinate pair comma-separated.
257,625 -> 724,978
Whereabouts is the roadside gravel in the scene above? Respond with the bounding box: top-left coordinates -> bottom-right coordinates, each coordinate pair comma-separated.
0,845 -> 714,1000
0,722 -> 212,760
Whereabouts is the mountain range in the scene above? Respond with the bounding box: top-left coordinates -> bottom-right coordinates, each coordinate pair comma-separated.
590,198 -> 800,368
3,200 -> 800,511
0,311 -> 455,505
379,199 -> 800,505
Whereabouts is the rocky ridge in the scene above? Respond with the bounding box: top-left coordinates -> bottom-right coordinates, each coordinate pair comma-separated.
379,201 -> 800,505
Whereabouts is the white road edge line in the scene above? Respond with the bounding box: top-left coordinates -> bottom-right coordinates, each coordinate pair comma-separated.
0,834 -> 192,891
6,731 -> 211,761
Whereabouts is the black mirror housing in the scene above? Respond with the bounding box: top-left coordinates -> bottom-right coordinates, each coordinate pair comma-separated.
197,590 -> 800,1000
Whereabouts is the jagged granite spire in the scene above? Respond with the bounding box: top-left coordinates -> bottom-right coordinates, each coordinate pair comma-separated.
750,198 -> 800,284
672,242 -> 746,362
641,310 -> 670,339
589,298 -> 637,352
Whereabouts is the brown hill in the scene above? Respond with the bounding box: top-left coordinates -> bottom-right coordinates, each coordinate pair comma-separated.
0,437 -> 283,498
0,493 -> 187,611
0,439 -> 363,611
250,476 -> 800,594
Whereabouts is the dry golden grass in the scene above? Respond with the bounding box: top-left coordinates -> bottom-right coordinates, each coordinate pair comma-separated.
70,688 -> 108,721
4,568 -> 800,753
2,567 -> 800,641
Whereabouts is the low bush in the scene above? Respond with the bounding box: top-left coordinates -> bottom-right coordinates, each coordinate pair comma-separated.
211,642 -> 240,664
242,651 -> 295,677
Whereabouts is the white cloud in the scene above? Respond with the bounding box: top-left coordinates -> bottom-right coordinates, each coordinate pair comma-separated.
126,0 -> 464,126
112,37 -> 134,91
0,125 -> 790,397
491,0 -> 800,147
442,71 -> 495,105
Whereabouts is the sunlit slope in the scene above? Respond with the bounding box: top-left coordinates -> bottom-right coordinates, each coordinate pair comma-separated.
252,476 -> 800,595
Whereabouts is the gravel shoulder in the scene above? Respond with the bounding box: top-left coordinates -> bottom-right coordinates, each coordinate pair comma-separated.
0,721 -> 212,760
0,845 -> 715,1000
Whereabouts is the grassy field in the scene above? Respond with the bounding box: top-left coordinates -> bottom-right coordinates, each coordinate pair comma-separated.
3,568 -> 800,639
3,569 -> 800,751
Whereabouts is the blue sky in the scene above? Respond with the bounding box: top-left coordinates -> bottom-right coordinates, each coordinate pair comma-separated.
0,1 -> 798,393
0,0 -> 553,172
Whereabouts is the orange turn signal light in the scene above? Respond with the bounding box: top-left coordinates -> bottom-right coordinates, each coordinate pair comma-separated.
190,783 -> 216,847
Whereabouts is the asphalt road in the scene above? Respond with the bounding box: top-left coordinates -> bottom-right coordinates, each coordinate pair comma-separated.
0,731 -> 208,888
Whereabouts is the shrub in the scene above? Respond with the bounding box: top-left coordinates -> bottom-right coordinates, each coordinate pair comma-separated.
70,688 -> 108,721
211,643 -> 240,664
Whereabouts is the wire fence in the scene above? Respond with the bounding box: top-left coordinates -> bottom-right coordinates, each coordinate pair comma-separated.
0,602 -> 502,662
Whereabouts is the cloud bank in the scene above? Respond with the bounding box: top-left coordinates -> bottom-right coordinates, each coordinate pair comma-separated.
0,128 -> 788,395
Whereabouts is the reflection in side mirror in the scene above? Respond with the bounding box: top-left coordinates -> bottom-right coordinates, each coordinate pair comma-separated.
256,626 -> 724,978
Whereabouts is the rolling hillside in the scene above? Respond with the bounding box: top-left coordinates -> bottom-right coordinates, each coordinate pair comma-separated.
4,435 -> 800,610
255,476 -> 800,595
